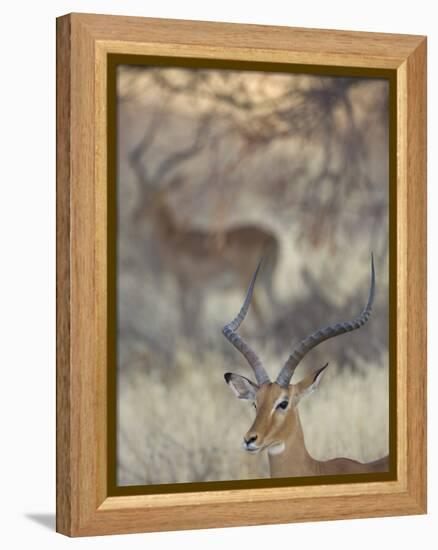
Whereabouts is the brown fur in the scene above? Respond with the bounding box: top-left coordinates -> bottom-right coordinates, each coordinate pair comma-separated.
228,373 -> 389,478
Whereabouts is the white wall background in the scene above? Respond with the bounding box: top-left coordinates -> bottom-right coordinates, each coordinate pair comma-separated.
0,1 -> 435,547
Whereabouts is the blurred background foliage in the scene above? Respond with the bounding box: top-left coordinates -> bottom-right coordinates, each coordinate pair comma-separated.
116,65 -> 389,486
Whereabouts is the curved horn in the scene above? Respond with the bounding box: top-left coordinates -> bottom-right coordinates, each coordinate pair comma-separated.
222,260 -> 270,385
276,254 -> 376,388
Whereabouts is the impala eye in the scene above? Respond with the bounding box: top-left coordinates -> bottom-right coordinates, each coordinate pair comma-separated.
277,400 -> 289,410
253,402 -> 257,409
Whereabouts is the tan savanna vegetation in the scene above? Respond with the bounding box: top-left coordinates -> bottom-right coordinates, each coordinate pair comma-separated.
116,65 -> 389,485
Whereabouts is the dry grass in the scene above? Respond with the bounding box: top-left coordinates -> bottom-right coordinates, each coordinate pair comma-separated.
298,354 -> 388,463
117,346 -> 388,485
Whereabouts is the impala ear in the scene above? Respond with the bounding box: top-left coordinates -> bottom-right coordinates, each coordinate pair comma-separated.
293,363 -> 329,403
224,372 -> 259,400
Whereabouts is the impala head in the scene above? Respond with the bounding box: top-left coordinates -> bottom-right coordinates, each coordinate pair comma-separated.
225,365 -> 328,454
222,255 -> 375,455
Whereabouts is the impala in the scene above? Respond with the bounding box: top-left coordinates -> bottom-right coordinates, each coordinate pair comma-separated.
223,256 -> 389,477
128,126 -> 279,331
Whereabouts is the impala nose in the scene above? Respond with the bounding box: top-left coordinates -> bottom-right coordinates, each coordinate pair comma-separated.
244,434 -> 258,446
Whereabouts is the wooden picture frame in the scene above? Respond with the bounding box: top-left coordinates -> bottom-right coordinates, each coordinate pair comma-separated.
56,13 -> 427,537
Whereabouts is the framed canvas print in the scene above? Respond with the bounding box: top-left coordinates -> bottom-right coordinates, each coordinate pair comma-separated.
56,13 -> 427,536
